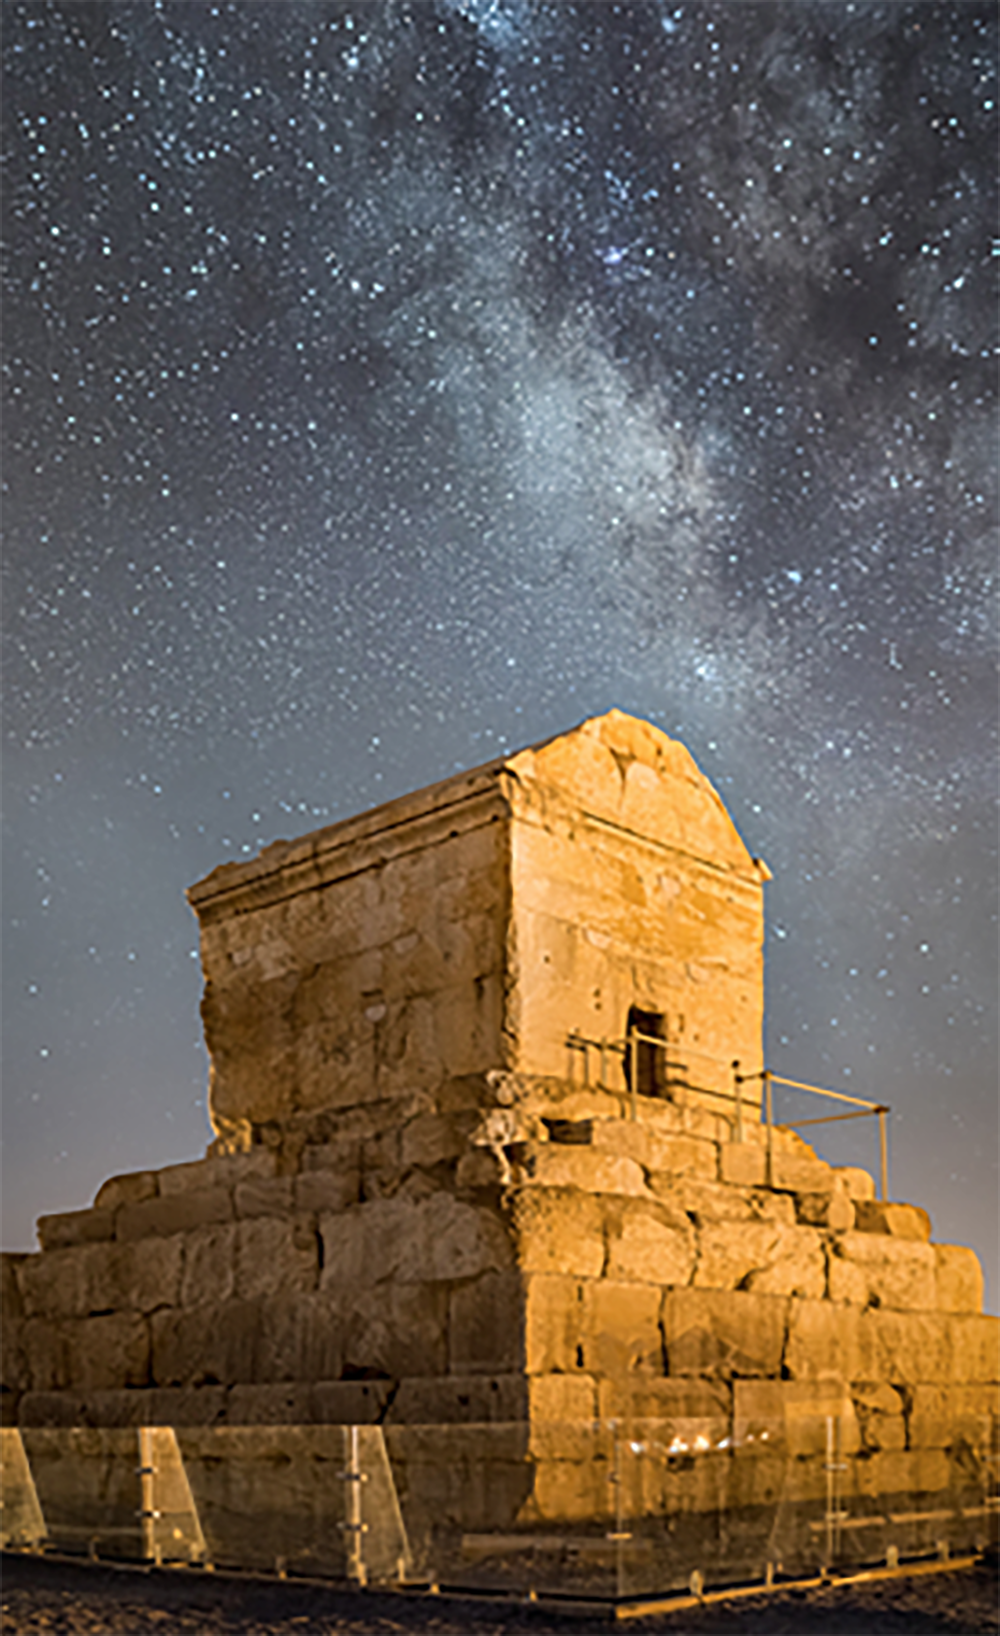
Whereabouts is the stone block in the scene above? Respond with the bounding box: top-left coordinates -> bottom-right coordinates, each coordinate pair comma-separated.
784,1298 -> 861,1383
853,1200 -> 932,1241
693,1221 -> 825,1299
235,1217 -> 318,1301
455,1148 -> 507,1195
851,1382 -> 907,1452
662,1289 -> 789,1379
526,1455 -> 612,1524
907,1383 -> 998,1451
795,1192 -> 855,1232
84,1387 -> 228,1427
514,1144 -> 649,1197
180,1225 -> 237,1307
449,1272 -> 524,1374
510,1189 -> 606,1278
597,1376 -> 731,1429
233,1176 -> 295,1219
1,1254 -> 26,1318
661,1177 -> 794,1227
327,1282 -> 448,1380
933,1244 -> 984,1314
856,1309 -> 955,1385
947,1314 -> 999,1383
151,1301 -> 266,1387
733,1379 -> 861,1457
293,1169 -> 359,1216
770,1153 -> 838,1194
828,1233 -> 937,1311
308,1379 -> 398,1423
1,1272 -> 28,1395
605,1200 -> 696,1286
718,1143 -> 766,1188
157,1149 -> 277,1196
68,1313 -> 150,1391
18,1248 -> 96,1320
21,1319 -> 73,1392
390,1374 -> 527,1424
527,1375 -> 601,1459
400,1112 -> 470,1169
86,1236 -> 185,1316
524,1274 -> 584,1374
830,1167 -> 875,1201
93,1171 -> 158,1210
320,1194 -> 513,1288
36,1209 -> 115,1252
116,1188 -> 234,1242
580,1280 -> 662,1376
852,1447 -> 951,1500
643,1134 -> 719,1180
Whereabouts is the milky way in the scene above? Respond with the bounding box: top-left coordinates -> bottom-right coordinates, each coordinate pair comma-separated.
2,1 -> 997,1301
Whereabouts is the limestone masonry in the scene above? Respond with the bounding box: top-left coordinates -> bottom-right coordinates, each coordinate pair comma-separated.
3,711 -> 996,1533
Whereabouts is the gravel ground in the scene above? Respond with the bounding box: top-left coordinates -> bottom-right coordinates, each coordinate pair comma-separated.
2,1552 -> 997,1636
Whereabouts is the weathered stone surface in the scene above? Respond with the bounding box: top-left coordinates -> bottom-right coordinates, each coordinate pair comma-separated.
513,1144 -> 649,1197
390,1373 -> 527,1423
828,1232 -> 937,1311
151,1297 -> 348,1388
784,1298 -> 861,1382
850,1382 -> 907,1451
36,1209 -> 114,1252
855,1309 -> 957,1385
852,1447 -> 951,1500
233,1176 -> 295,1219
907,1383 -> 998,1450
116,1188 -> 234,1242
19,1238 -> 184,1320
596,1376 -> 730,1426
733,1379 -> 861,1456
523,1274 -> 584,1375
180,1225 -> 237,1307
718,1142 -> 765,1188
56,1315 -> 150,1392
93,1171 -> 158,1210
605,1200 -> 696,1286
794,1191 -> 855,1233
157,1150 -> 278,1197
320,1194 -> 512,1288
833,1167 -> 876,1202
853,1200 -> 932,1241
659,1177 -> 794,1227
510,1189 -> 606,1278
769,1153 -> 840,1194
449,1273 -> 524,1374
235,1216 -> 318,1302
325,1282 -> 449,1380
662,1289 -> 789,1378
933,1243 -> 984,1313
580,1280 -> 662,1376
693,1221 -> 825,1299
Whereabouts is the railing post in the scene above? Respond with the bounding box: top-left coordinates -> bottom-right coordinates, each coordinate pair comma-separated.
877,1108 -> 889,1202
764,1070 -> 773,1187
732,1061 -> 743,1143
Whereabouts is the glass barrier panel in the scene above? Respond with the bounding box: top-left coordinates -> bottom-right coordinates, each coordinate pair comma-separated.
0,1428 -> 47,1550
20,1429 -> 142,1558
385,1419 -> 617,1597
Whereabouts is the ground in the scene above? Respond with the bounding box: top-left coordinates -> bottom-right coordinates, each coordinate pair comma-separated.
1,1553 -> 997,1635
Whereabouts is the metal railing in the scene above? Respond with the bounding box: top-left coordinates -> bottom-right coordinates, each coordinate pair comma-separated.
734,1067 -> 890,1202
566,1028 -> 891,1200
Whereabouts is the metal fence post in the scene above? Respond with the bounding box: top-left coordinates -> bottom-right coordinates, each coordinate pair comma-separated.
764,1070 -> 773,1187
877,1108 -> 889,1202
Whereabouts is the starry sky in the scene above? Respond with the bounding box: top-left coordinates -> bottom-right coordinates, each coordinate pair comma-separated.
3,1 -> 997,1304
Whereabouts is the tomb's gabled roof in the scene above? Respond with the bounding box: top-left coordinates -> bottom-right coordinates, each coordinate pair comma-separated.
188,710 -> 766,920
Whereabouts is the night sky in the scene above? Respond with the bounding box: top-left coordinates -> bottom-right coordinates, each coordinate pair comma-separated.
3,2 -> 997,1306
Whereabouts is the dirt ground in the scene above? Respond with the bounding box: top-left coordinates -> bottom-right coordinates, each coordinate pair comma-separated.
1,1552 -> 997,1636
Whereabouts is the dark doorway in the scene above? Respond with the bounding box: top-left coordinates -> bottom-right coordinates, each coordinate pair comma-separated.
624,1006 -> 667,1098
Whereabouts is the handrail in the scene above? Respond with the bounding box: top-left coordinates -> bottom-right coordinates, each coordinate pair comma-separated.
565,1029 -> 891,1201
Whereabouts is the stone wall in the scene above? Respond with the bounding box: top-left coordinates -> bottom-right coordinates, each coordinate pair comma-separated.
4,1073 -> 995,1532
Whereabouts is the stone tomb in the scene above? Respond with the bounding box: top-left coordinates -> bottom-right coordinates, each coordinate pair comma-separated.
2,711 -> 997,1542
